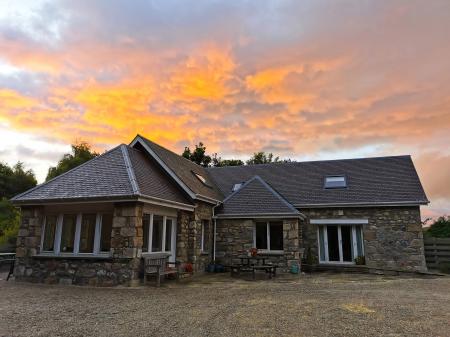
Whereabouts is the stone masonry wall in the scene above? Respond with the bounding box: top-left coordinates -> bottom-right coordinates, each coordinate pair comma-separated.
176,202 -> 213,272
215,218 -> 302,272
14,202 -> 144,286
301,206 -> 426,272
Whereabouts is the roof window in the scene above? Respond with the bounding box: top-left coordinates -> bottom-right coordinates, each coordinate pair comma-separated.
324,176 -> 347,189
232,183 -> 243,192
193,172 -> 207,184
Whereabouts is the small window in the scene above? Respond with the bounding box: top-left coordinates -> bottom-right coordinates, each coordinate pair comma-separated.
194,172 -> 206,184
201,220 -> 211,252
42,215 -> 57,252
100,214 -> 113,252
79,214 -> 96,253
151,215 -> 164,252
232,183 -> 243,192
324,176 -> 347,189
254,221 -> 283,251
60,214 -> 77,253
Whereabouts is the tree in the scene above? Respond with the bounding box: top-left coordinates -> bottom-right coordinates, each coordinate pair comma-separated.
0,162 -> 37,249
0,162 -> 37,199
182,142 -> 212,167
0,198 -> 20,247
424,216 -> 450,238
211,154 -> 244,167
46,141 -> 99,181
246,152 -> 293,165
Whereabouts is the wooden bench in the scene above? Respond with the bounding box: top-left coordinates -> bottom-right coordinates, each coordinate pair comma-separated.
143,253 -> 179,287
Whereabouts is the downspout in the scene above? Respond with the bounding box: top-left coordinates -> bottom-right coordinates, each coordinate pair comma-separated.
212,201 -> 221,263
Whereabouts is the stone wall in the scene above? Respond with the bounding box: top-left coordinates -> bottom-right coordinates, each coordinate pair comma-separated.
215,218 -> 302,272
175,202 -> 213,272
14,202 -> 144,286
301,206 -> 427,272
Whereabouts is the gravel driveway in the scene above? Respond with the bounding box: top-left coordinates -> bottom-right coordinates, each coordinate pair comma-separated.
0,272 -> 449,337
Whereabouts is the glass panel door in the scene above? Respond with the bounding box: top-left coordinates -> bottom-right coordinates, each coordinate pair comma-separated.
341,226 -> 353,262
318,224 -> 364,263
326,225 -> 340,261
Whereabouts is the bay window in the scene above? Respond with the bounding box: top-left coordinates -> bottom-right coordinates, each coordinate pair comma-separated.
41,213 -> 112,256
254,221 -> 284,252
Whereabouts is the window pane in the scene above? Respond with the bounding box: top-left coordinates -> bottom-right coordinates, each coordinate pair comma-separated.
142,214 -> 150,252
100,214 -> 113,252
151,215 -> 163,252
42,216 -> 57,251
61,214 -> 77,253
318,226 -> 325,261
269,222 -> 283,251
202,220 -> 210,252
255,222 -> 267,249
165,218 -> 173,252
79,214 -> 96,253
355,226 -> 363,257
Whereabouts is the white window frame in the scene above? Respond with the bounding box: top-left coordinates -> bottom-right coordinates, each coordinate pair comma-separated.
253,221 -> 284,253
40,212 -> 110,257
143,213 -> 177,259
317,223 -> 365,264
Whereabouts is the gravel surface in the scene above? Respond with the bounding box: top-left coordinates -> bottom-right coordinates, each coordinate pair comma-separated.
0,272 -> 449,337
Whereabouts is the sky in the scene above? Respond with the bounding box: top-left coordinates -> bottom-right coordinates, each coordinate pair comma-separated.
0,0 -> 449,220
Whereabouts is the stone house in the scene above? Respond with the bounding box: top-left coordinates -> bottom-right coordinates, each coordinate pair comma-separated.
11,135 -> 429,286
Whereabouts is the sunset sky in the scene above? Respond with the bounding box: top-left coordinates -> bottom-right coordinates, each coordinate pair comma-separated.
0,1 -> 449,219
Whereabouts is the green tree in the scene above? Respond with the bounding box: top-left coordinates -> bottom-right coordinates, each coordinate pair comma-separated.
246,152 -> 293,165
0,162 -> 36,249
0,162 -> 37,199
211,153 -> 244,167
182,142 -> 212,167
424,216 -> 450,238
46,141 -> 99,181
0,198 -> 20,247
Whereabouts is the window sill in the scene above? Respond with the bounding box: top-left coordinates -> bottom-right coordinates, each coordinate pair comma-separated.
33,253 -> 112,260
257,250 -> 284,256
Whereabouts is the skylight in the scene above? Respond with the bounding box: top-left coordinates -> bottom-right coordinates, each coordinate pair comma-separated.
193,172 -> 206,184
232,183 -> 243,192
324,176 -> 347,189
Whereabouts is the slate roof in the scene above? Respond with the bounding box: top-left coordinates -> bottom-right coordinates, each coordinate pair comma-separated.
134,135 -> 223,201
215,176 -> 300,217
207,155 -> 429,207
11,145 -> 193,206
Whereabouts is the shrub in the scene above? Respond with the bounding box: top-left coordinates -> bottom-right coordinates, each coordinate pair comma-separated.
424,216 -> 450,238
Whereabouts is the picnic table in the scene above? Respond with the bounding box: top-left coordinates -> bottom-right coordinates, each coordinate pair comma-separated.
0,253 -> 15,281
231,255 -> 277,280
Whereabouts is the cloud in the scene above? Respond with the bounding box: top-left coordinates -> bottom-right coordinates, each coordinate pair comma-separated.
0,0 -> 449,217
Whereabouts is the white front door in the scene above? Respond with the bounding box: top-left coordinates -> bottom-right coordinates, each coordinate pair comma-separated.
318,224 -> 364,264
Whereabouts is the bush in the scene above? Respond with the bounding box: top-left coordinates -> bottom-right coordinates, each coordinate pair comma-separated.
438,262 -> 450,274
0,198 -> 20,246
424,216 -> 450,238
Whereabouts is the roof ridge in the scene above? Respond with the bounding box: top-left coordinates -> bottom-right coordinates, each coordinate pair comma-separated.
206,154 -> 413,170
253,176 -> 299,213
221,175 -> 298,214
120,145 -> 140,195
136,134 -> 207,170
11,144 -> 124,201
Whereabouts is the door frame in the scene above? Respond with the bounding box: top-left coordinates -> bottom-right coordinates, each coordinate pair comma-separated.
316,222 -> 365,264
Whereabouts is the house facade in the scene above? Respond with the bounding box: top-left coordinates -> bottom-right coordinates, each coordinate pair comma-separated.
12,135 -> 429,286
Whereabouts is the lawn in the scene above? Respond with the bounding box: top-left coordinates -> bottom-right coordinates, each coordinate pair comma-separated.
0,272 -> 449,337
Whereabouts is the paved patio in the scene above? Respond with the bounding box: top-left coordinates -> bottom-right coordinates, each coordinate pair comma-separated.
0,272 -> 449,337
